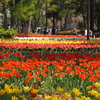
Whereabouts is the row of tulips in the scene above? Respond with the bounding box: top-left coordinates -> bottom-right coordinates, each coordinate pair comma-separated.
0,39 -> 100,49
15,33 -> 85,37
0,42 -> 100,49
1,38 -> 100,44
0,47 -> 100,99
1,83 -> 99,100
1,83 -> 100,100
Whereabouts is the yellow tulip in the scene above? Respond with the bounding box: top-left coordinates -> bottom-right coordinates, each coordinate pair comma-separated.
86,86 -> 91,90
72,88 -> 82,96
57,87 -> 64,92
11,96 -> 18,100
31,89 -> 39,93
0,89 -> 5,95
12,85 -> 20,94
4,84 -> 13,94
23,86 -> 30,93
63,92 -> 71,99
95,94 -> 100,99
94,82 -> 100,87
45,96 -> 51,100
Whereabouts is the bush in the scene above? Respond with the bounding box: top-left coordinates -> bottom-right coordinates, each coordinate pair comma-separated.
0,24 -> 3,29
4,28 -> 17,38
62,27 -> 74,31
77,22 -> 84,29
0,27 -> 17,38
0,27 -> 6,38
55,32 -> 76,35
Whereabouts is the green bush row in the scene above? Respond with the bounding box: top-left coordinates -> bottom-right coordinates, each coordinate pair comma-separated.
0,25 -> 17,38
55,32 -> 76,35
62,27 -> 74,31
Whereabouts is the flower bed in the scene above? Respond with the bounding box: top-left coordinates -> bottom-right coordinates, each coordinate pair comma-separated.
0,38 -> 100,100
0,38 -> 100,49
15,33 -> 86,37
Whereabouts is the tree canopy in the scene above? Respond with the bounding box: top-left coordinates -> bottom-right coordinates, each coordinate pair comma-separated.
0,0 -> 100,33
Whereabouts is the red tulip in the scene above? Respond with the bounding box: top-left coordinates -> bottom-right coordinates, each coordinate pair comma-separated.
30,92 -> 37,98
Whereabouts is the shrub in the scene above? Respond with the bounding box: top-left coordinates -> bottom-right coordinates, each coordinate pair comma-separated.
62,27 -> 74,31
77,22 -> 84,29
0,27 -> 5,38
0,27 -> 17,38
4,28 -> 17,38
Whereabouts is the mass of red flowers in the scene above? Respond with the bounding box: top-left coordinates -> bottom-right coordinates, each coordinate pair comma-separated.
0,49 -> 100,83
15,32 -> 86,37
0,43 -> 100,49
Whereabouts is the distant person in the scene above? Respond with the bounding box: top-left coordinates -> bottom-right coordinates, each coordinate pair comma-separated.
48,28 -> 52,35
32,30 -> 35,33
84,30 -> 87,35
73,28 -> 77,35
44,28 -> 47,35
84,29 -> 92,36
52,28 -> 55,35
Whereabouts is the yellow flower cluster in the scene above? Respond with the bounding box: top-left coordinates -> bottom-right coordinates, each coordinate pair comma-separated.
72,88 -> 82,96
94,82 -> 100,87
85,82 -> 100,99
57,87 -> 64,92
0,38 -> 100,44
0,84 -> 32,95
23,86 -> 30,93
45,93 -> 72,100
31,89 -> 39,93
88,90 -> 100,99
2,84 -> 100,100
75,96 -> 92,100
4,84 -> 20,94
0,84 -> 33,100
44,87 -> 93,100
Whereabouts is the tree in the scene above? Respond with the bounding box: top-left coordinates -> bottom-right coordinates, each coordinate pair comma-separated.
59,0 -> 74,30
13,0 -> 35,33
71,0 -> 87,29
8,0 -> 21,30
31,0 -> 46,31
0,0 -> 10,29
11,0 -> 44,34
95,0 -> 100,30
47,0 -> 60,33
47,0 -> 77,31
90,0 -> 96,38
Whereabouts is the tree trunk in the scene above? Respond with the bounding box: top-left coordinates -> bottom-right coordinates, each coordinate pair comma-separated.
82,14 -> 87,28
45,2 -> 48,31
33,15 -> 38,30
97,15 -> 100,30
60,18 -> 62,31
9,0 -> 16,30
81,1 -> 87,29
64,14 -> 68,28
52,17 -> 55,29
87,0 -> 90,40
17,20 -> 21,33
11,14 -> 16,30
90,0 -> 95,38
28,19 -> 31,32
23,20 -> 31,35
23,21 -> 28,35
31,19 -> 35,33
52,17 -> 55,34
2,3 -> 8,29
10,0 -> 20,30
35,19 -> 37,30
